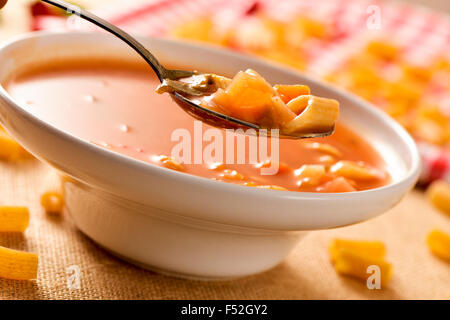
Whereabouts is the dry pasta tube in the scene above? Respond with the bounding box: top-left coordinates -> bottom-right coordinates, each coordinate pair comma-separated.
274,84 -> 310,104
427,230 -> 450,262
282,95 -> 339,135
0,130 -> 28,161
333,248 -> 393,286
427,180 -> 450,216
330,160 -> 378,180
305,142 -> 342,157
0,246 -> 38,280
329,239 -> 386,262
0,206 -> 29,232
41,191 -> 65,215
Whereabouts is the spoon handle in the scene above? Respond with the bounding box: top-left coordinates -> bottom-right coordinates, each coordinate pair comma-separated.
42,0 -> 171,81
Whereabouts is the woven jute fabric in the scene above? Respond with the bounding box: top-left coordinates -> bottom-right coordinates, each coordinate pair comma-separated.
0,160 -> 449,300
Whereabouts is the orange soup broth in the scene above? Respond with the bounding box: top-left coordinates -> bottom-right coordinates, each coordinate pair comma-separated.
5,59 -> 390,192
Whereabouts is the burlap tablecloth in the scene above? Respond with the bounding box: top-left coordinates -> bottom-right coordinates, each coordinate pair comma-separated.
0,160 -> 449,300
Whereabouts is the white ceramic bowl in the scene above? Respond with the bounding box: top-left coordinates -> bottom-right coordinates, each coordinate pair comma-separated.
0,32 -> 420,279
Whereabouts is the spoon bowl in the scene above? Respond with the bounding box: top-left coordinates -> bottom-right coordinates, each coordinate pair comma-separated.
41,0 -> 334,139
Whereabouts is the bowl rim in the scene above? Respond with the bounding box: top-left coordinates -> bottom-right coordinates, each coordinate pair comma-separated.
0,31 -> 421,229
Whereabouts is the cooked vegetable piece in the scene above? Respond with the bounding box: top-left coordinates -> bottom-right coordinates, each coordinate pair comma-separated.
317,177 -> 356,192
255,160 -> 291,174
295,164 -> 325,187
211,70 -> 277,124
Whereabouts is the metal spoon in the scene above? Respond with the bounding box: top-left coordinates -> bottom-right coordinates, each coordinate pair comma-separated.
41,0 -> 333,139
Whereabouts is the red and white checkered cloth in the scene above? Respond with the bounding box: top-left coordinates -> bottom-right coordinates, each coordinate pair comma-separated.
33,0 -> 450,185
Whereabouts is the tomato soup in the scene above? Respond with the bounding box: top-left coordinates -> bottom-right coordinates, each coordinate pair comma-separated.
5,59 -> 390,192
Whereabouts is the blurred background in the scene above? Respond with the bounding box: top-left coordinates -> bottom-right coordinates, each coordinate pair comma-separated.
1,0 -> 449,39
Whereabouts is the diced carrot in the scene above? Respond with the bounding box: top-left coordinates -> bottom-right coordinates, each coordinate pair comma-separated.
226,70 -> 274,101
320,172 -> 336,184
255,160 -> 291,174
213,70 -> 274,123
295,164 -> 326,187
211,89 -> 232,112
317,177 -> 356,193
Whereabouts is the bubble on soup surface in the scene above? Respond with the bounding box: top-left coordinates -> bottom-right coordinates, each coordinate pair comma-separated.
83,95 -> 96,103
119,124 -> 129,133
